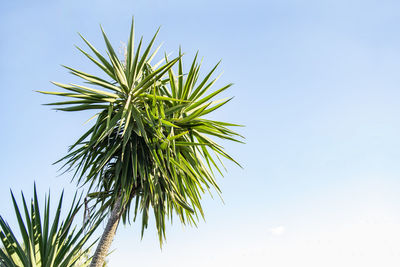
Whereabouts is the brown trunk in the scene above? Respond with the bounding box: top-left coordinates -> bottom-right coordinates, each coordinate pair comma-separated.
90,198 -> 124,267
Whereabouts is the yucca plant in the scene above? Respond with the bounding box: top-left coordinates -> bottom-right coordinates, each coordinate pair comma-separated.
39,18 -> 243,267
0,185 -> 99,267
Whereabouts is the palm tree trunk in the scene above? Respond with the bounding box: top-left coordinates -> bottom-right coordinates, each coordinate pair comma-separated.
90,198 -> 124,267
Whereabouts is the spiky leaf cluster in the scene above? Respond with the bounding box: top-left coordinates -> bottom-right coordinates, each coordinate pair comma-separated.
39,19 -> 243,243
0,186 -> 99,267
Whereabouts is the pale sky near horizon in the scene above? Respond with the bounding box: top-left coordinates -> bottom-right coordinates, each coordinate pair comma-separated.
2,0 -> 400,266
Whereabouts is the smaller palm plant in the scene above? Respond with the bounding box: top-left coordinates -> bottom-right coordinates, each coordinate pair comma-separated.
0,185 -> 100,267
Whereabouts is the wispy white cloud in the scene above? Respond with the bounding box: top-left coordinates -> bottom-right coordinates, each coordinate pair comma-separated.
268,225 -> 286,236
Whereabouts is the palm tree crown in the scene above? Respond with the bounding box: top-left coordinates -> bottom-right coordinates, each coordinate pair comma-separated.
39,19 -> 243,244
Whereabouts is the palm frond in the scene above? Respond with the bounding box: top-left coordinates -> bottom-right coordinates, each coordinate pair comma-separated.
0,185 -> 100,267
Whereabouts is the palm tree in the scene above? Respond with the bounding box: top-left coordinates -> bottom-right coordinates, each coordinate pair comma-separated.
39,18 -> 243,267
0,185 -> 100,267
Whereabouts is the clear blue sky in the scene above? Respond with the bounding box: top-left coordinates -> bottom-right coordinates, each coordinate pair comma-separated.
2,0 -> 400,266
